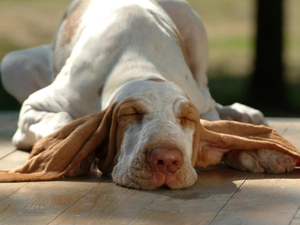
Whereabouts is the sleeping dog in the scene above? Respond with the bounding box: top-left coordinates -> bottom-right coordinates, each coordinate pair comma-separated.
1,0 -> 298,190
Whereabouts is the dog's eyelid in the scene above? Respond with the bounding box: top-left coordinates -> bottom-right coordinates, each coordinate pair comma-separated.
118,103 -> 149,118
175,101 -> 199,122
178,115 -> 197,124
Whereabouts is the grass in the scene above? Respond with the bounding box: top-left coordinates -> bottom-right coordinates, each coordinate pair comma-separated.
1,0 -> 300,116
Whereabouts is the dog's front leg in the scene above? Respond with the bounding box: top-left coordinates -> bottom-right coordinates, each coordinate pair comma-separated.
12,96 -> 73,150
216,103 -> 267,125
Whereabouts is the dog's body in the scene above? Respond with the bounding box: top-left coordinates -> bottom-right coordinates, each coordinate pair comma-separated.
1,0 -> 297,189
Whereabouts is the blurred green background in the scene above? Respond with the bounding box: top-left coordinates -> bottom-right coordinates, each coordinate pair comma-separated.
1,0 -> 300,116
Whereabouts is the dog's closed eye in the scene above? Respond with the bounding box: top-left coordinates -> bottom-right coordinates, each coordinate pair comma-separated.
117,99 -> 149,123
176,101 -> 199,127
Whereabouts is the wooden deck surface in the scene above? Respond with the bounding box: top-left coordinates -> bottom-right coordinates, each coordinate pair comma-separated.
1,112 -> 300,225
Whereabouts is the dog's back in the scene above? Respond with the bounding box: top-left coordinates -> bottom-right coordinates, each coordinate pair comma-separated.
52,0 -> 211,112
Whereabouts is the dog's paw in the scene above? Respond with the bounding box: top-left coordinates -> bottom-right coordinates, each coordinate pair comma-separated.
216,102 -> 267,125
224,149 -> 297,173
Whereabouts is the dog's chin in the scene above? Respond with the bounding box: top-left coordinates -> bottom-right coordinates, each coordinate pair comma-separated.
111,165 -> 198,190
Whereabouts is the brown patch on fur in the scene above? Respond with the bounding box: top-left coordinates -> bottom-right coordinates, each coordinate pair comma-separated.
61,0 -> 90,47
178,102 -> 200,130
115,98 -> 149,156
147,77 -> 166,83
176,101 -> 201,168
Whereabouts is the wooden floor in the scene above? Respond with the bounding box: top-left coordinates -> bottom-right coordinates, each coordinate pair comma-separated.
1,112 -> 300,225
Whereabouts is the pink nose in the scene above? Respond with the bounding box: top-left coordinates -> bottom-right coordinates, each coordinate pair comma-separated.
148,148 -> 182,174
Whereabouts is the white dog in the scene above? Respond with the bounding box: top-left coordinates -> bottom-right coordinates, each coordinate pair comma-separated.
1,0 -> 298,190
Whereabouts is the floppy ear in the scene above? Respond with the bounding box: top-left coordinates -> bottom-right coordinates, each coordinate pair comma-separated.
0,102 -> 118,182
193,119 -> 300,168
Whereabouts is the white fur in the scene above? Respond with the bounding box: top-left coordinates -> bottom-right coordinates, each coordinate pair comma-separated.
5,0 -> 221,149
2,0 -> 288,189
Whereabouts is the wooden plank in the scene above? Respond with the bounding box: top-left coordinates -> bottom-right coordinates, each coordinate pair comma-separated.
290,207 -> 300,225
0,174 -> 104,225
0,116 -> 299,225
49,167 -> 250,225
0,141 -> 15,159
209,170 -> 300,225
0,150 -> 29,170
130,168 -> 249,225
267,118 -> 291,134
0,183 -> 29,202
48,181 -> 164,225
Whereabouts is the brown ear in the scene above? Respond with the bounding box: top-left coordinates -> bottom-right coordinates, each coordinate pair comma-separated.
0,103 -> 118,182
193,119 -> 300,168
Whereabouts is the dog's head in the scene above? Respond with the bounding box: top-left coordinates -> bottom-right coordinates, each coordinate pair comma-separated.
1,78 -> 299,189
110,78 -> 200,189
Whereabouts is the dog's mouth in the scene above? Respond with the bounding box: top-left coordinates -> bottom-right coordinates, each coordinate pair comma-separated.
146,147 -> 183,188
112,145 -> 197,190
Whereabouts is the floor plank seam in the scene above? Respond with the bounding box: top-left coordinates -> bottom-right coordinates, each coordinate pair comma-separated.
0,182 -> 28,203
280,126 -> 289,136
208,173 -> 252,224
0,149 -> 18,161
46,182 -> 101,224
289,205 -> 300,225
129,190 -> 164,224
